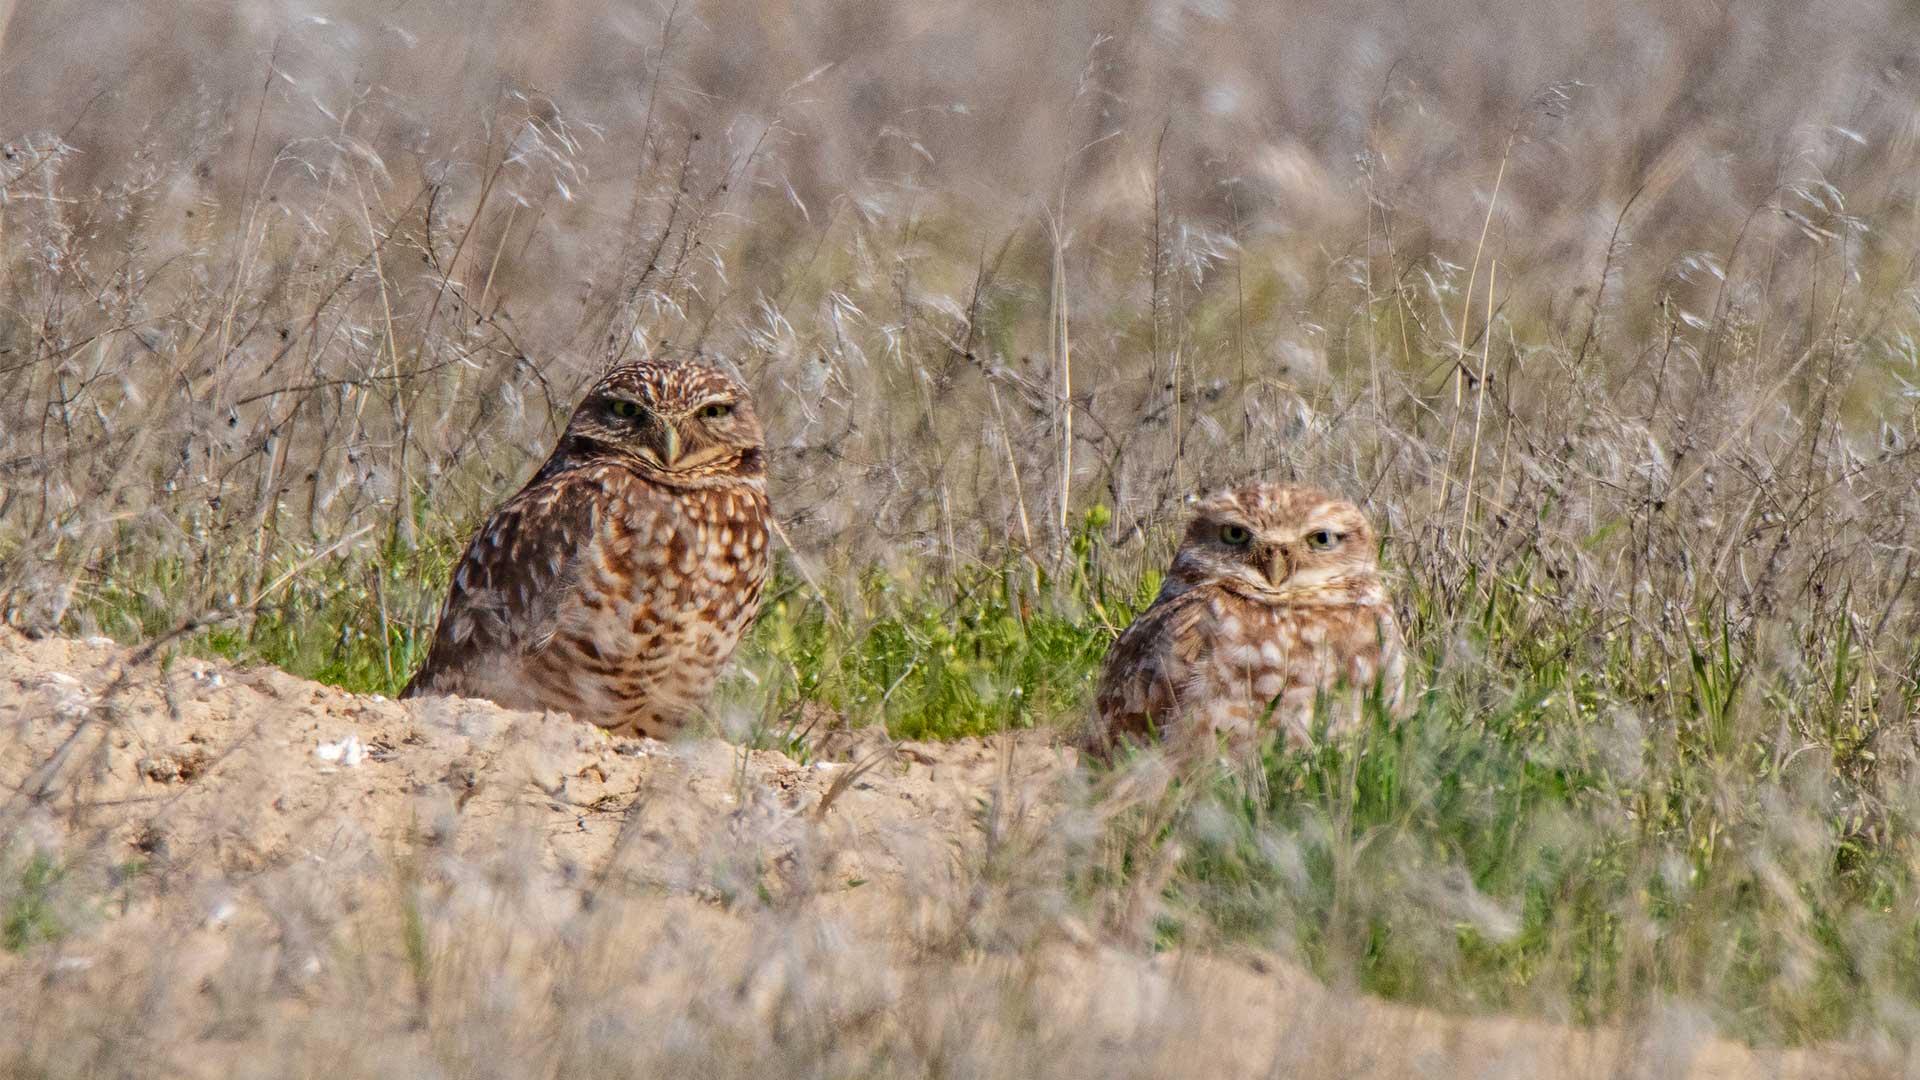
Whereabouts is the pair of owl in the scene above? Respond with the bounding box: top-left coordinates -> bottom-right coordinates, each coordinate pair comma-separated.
401,361 -> 1408,755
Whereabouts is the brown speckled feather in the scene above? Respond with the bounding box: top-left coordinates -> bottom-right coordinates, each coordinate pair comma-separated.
404,477 -> 599,676
402,360 -> 772,739
1087,586 -> 1212,751
1082,482 -> 1409,761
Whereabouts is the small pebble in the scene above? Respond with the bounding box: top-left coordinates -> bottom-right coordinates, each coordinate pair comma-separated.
314,733 -> 365,767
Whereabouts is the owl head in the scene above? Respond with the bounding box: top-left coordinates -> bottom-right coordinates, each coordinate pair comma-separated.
1163,482 -> 1383,605
556,360 -> 766,487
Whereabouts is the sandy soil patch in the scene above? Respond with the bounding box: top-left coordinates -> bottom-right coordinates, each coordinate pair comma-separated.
0,629 -> 1879,1078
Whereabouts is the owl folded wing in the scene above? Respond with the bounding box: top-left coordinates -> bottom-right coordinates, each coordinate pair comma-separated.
1086,589 -> 1212,753
401,475 -> 603,695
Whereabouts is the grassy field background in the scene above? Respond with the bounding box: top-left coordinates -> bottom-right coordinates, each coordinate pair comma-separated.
9,0 -> 1920,1067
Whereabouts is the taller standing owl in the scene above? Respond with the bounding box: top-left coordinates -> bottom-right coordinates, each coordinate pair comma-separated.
1083,482 -> 1407,759
401,359 -> 772,739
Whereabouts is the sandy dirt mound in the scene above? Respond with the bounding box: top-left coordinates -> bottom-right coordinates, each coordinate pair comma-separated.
0,629 -> 1877,1078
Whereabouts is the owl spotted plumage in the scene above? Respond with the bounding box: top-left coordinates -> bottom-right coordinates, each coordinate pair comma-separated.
401,359 -> 772,739
1084,482 -> 1407,759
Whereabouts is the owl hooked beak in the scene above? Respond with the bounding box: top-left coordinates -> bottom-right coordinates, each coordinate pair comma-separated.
658,423 -> 683,467
1263,546 -> 1293,588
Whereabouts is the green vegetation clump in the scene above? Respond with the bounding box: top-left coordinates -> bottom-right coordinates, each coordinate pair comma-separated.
3,852 -> 68,954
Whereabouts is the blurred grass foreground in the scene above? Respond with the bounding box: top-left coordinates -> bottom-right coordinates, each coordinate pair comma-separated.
10,0 -> 1920,1071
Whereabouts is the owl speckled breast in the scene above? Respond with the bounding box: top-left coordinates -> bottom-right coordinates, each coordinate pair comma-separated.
531,479 -> 771,739
1191,592 -> 1401,749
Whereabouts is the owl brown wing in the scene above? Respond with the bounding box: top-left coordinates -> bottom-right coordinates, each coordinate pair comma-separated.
1083,587 -> 1214,756
400,472 -> 604,697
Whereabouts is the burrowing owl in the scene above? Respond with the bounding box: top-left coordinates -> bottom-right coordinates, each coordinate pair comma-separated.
401,360 -> 772,739
1083,482 -> 1407,759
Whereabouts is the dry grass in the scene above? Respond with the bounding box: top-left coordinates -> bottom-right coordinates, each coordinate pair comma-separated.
8,0 -> 1920,1073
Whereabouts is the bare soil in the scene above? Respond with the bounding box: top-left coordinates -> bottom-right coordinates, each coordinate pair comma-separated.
0,629 -> 1879,1078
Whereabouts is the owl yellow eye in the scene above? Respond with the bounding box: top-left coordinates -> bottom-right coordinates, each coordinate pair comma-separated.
608,399 -> 644,420
699,402 -> 733,420
1306,529 -> 1341,551
1218,524 -> 1252,546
